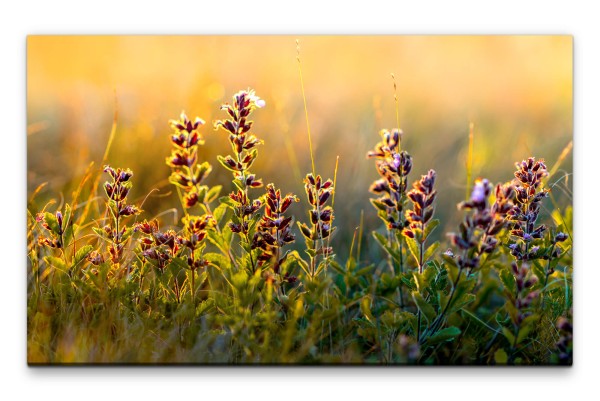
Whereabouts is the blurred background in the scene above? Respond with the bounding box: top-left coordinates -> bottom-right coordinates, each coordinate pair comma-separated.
27,35 -> 572,260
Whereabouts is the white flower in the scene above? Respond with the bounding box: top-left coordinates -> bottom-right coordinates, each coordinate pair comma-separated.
470,178 -> 489,204
248,91 -> 266,108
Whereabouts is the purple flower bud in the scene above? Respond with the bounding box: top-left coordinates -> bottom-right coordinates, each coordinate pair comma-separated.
469,179 -> 490,206
56,211 -> 63,229
391,153 -> 402,171
555,232 -> 568,243
119,170 -> 132,182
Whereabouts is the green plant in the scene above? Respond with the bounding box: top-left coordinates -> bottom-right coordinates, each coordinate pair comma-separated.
27,86 -> 573,365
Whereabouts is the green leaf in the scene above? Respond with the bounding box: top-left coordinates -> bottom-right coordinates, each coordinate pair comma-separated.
63,228 -> 74,249
206,229 -> 224,250
423,241 -> 440,264
196,298 -> 214,317
400,274 -> 416,291
294,254 -> 311,277
376,210 -> 389,224
516,325 -> 533,345
494,349 -> 508,364
204,252 -> 230,270
334,274 -> 347,296
531,260 -> 546,284
516,314 -> 539,345
217,155 -> 238,172
197,186 -> 208,204
424,219 -> 440,240
405,236 -> 420,266
43,256 -> 67,273
63,204 -> 72,226
43,212 -> 60,235
244,149 -> 259,170
369,198 -> 389,212
297,222 -> 313,240
92,227 -> 109,240
121,227 -> 135,242
168,172 -> 191,189
360,296 -> 375,323
412,291 -> 436,323
61,205 -> 73,246
196,270 -> 208,288
218,195 -> 236,208
445,278 -> 475,315
499,268 -> 516,295
355,265 -> 374,277
232,178 -> 245,191
212,203 -> 229,224
425,326 -> 461,345
449,293 -> 476,315
206,185 -> 222,204
305,249 -> 317,258
372,231 -> 398,259
74,245 -> 93,265
502,327 -> 515,345
441,253 -> 459,269
329,259 -> 345,275
168,256 -> 188,276
247,212 -> 262,234
422,263 -> 437,286
195,161 -> 213,183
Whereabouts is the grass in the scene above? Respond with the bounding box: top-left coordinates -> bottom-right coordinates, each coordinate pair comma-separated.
27,82 -> 572,365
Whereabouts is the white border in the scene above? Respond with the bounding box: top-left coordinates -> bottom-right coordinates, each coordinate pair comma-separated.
3,1 -> 598,400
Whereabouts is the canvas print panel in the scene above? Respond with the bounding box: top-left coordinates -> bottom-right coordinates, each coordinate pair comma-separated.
27,36 -> 572,365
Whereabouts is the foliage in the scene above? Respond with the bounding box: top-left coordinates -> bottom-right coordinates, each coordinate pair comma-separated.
27,89 -> 572,365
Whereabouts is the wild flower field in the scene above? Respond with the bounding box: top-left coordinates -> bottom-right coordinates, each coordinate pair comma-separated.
27,36 -> 572,365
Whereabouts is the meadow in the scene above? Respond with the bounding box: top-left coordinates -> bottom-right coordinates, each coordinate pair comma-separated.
27,36 -> 572,364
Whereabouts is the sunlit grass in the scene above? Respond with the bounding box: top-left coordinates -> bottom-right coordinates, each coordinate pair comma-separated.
27,36 -> 572,365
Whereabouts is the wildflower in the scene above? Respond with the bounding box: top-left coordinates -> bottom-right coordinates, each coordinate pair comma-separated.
507,157 -> 549,261
166,112 -> 215,210
102,165 -> 142,264
367,129 -> 412,231
449,179 -> 514,274
87,251 -> 105,266
554,232 -> 568,243
403,170 -> 437,272
214,89 -> 266,273
253,184 -> 299,275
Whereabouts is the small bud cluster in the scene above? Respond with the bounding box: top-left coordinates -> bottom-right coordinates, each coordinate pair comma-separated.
87,250 -> 104,266
449,179 -> 514,274
136,214 -> 215,274
367,129 -> 412,230
228,191 -> 262,235
181,214 -> 215,272
103,165 -> 141,264
214,89 -> 264,189
403,170 -> 437,241
136,219 -> 181,271
507,157 -> 549,260
36,210 -> 65,249
298,173 -> 335,256
253,184 -> 299,276
166,112 -> 212,209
